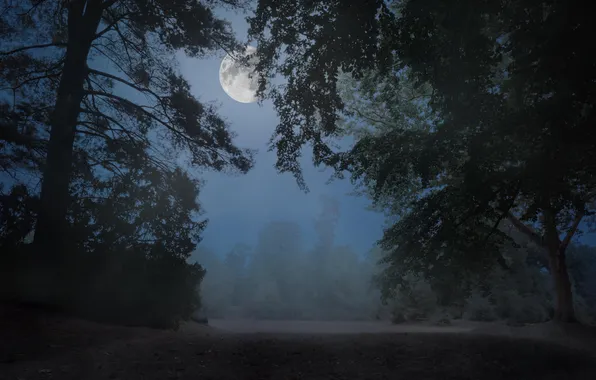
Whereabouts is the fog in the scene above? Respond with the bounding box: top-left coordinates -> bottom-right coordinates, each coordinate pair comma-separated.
190,195 -> 596,326
190,195 -> 390,321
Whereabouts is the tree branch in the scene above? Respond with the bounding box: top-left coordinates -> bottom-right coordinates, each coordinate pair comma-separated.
83,90 -> 237,167
16,0 -> 50,16
0,42 -> 66,56
1,72 -> 61,91
75,127 -> 110,139
89,44 -> 137,84
506,212 -> 544,247
80,108 -> 146,143
95,11 -> 131,39
560,211 -> 584,252
88,68 -> 158,99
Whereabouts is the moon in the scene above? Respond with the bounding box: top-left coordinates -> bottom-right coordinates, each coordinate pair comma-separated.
219,45 -> 260,103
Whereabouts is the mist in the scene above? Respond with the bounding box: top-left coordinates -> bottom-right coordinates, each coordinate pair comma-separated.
190,195 -> 389,321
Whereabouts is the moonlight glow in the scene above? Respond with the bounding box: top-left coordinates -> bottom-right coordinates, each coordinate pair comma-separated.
219,46 -> 259,103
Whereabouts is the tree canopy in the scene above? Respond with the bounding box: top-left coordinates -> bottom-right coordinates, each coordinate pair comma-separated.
249,0 -> 595,322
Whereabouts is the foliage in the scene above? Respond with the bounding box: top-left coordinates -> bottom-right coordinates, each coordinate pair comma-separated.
249,0 -> 595,322
386,240 -> 596,325
247,0 -> 398,190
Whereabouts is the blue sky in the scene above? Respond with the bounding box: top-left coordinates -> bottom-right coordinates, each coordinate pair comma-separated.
178,7 -> 385,255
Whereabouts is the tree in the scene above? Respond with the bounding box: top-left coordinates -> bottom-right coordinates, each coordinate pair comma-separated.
248,0 -> 595,322
251,220 -> 305,316
0,0 -> 254,276
310,195 -> 340,302
0,143 -> 208,327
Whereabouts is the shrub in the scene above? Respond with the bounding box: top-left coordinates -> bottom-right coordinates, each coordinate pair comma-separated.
391,310 -> 406,324
1,244 -> 205,330
433,316 -> 452,326
390,273 -> 437,323
75,247 -> 204,329
463,291 -> 497,322
574,293 -> 596,325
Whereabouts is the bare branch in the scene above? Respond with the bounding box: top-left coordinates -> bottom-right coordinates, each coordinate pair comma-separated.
85,89 -> 179,133
95,11 -> 131,39
0,42 -> 66,56
16,0 -> 49,16
76,127 -> 110,139
80,108 -> 145,142
89,44 -> 137,83
1,72 -> 61,91
88,68 -> 158,99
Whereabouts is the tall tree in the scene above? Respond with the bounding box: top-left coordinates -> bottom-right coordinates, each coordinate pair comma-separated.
310,195 -> 340,304
0,132 -> 209,326
0,0 -> 253,272
248,0 -> 595,322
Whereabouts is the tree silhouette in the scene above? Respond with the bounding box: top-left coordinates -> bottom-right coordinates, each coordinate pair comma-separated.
0,0 -> 254,270
249,0 -> 595,322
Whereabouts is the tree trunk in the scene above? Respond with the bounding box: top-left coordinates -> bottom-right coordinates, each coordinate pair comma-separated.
542,207 -> 576,323
32,1 -> 104,301
547,246 -> 576,323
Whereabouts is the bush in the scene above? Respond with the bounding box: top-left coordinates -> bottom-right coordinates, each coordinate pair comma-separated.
430,310 -> 453,326
391,309 -> 406,324
575,293 -> 596,325
77,247 -> 204,329
433,316 -> 452,326
463,292 -> 497,322
1,244 -> 205,330
491,289 -> 550,324
390,273 -> 437,323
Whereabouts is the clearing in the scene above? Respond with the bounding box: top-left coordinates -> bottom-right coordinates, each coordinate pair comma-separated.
1,306 -> 595,380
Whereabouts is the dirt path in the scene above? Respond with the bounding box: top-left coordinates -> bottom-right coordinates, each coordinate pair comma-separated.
2,316 -> 596,380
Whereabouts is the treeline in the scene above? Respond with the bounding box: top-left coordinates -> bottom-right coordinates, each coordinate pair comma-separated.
192,198 -> 385,321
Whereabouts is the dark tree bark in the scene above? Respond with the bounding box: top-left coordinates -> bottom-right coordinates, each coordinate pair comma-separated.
33,1 -> 104,270
543,208 -> 577,323
507,206 -> 580,323
547,247 -> 576,322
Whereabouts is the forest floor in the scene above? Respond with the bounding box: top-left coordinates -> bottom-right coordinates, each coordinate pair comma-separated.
1,305 -> 596,380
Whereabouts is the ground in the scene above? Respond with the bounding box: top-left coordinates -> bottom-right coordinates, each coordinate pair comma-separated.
1,305 -> 596,380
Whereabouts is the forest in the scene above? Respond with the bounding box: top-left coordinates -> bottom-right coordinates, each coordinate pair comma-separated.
1,0 -> 595,332
195,195 -> 596,325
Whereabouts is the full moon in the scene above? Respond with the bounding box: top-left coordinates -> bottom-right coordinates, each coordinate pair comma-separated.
219,45 -> 259,103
